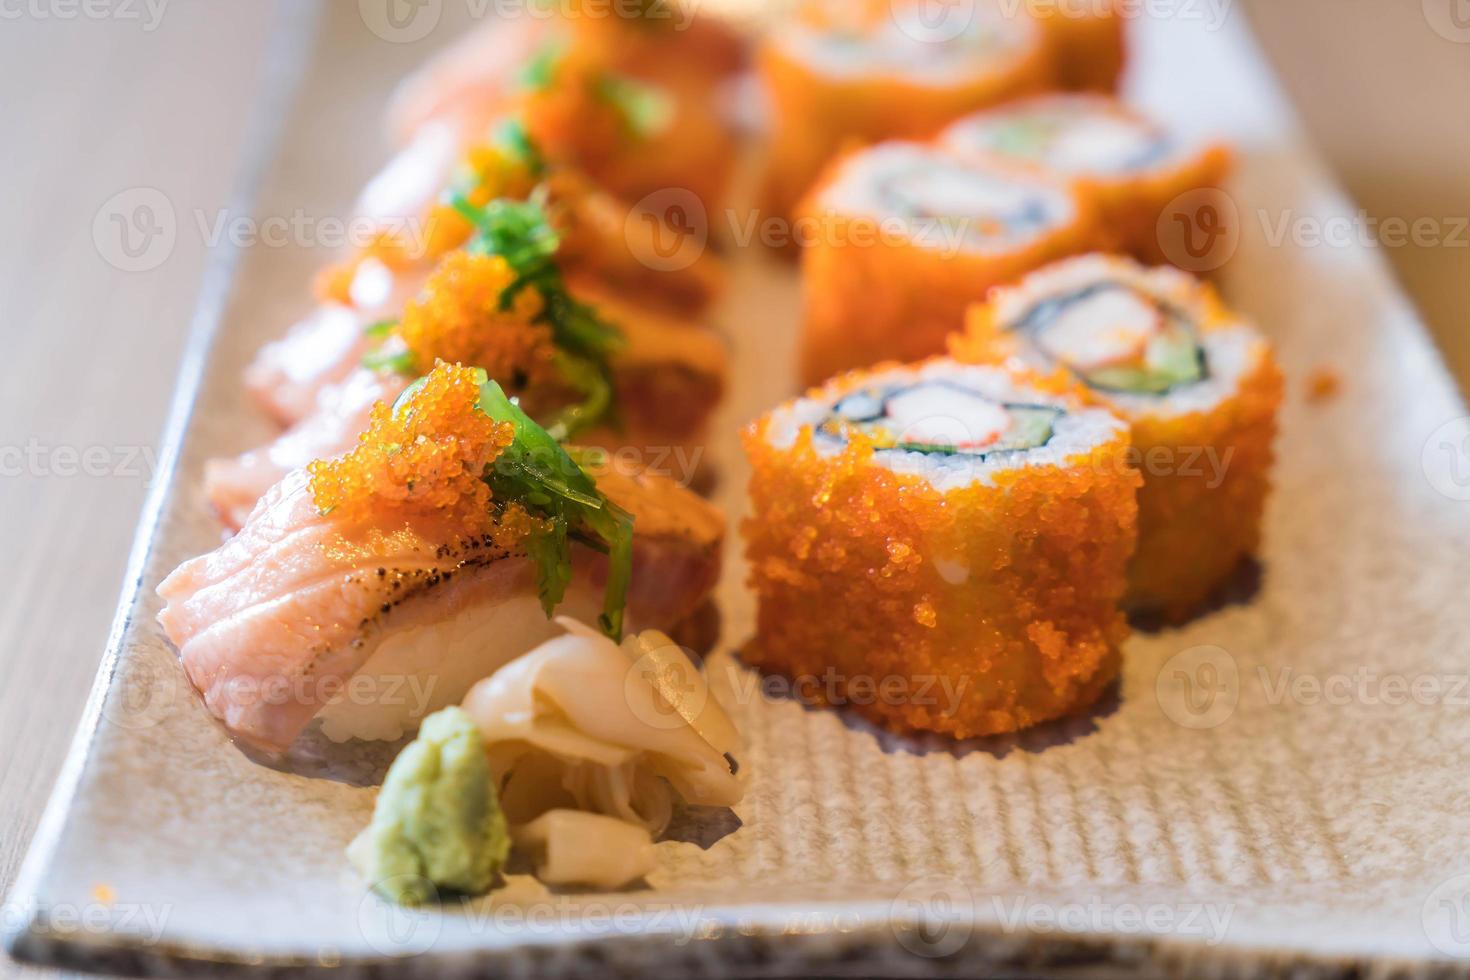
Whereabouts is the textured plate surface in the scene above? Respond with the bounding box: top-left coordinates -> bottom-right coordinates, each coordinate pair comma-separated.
7,3 -> 1470,978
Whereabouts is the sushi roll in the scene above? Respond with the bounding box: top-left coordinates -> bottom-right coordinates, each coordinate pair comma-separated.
210,202 -> 728,529
939,94 -> 1233,268
742,359 -> 1138,738
159,362 -> 726,755
797,141 -> 1097,386
757,0 -> 1052,226
1025,0 -> 1127,92
955,254 -> 1282,619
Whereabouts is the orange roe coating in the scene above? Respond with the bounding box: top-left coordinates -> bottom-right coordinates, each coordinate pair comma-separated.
740,366 -> 1139,738
394,252 -> 554,388
1306,366 -> 1341,403
312,231 -> 427,306
940,98 -> 1232,270
312,260 -> 359,308
319,141 -> 723,319
796,154 -> 1098,387
1025,0 -> 1126,93
1124,351 -> 1282,620
422,140 -> 544,260
1092,143 -> 1233,269
555,0 -> 746,87
757,0 -> 1052,225
955,275 -> 1283,621
516,39 -> 735,221
308,361 -> 520,537
311,141 -> 540,308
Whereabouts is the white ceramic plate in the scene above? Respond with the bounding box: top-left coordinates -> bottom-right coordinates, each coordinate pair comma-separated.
7,3 -> 1470,978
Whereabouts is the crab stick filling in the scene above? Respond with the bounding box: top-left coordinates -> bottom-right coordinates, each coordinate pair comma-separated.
819,381 -> 1062,456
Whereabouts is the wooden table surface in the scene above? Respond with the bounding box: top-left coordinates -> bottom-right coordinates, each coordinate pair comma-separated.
2,2 -> 1466,976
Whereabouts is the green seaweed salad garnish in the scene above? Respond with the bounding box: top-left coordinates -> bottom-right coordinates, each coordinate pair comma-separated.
516,37 -> 674,140
390,371 -> 634,640
364,148 -> 625,443
453,192 -> 624,440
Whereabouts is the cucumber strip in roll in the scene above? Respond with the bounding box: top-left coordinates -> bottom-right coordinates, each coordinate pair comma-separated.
820,380 -> 1062,457
1014,282 -> 1207,396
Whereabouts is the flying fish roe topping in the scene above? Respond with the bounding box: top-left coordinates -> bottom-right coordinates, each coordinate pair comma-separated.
313,259 -> 359,307
395,252 -> 555,386
423,140 -> 544,258
308,361 -> 519,535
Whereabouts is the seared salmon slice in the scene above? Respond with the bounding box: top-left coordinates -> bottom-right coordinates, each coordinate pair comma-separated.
163,363 -> 725,756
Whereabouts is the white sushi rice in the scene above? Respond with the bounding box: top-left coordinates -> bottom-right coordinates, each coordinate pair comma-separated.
989,254 -> 1270,420
815,142 -> 1077,256
775,0 -> 1036,86
990,253 -> 1207,324
1105,325 -> 1266,419
765,360 -> 1127,494
940,95 -> 1194,178
314,593 -> 599,744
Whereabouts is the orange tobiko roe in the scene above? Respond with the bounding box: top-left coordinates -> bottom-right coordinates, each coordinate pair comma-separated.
740,370 -> 1139,738
757,0 -> 1052,226
308,361 -> 524,540
417,139 -> 544,261
1122,354 -> 1282,619
941,97 -> 1235,269
554,0 -> 748,86
315,148 -> 723,318
395,252 -> 554,388
312,230 -> 427,307
1025,0 -> 1127,93
955,285 -> 1284,621
312,142 -> 541,308
516,40 -> 736,221
795,153 -> 1099,387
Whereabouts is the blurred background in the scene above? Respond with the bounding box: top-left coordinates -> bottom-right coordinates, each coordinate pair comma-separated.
0,3 -> 1467,974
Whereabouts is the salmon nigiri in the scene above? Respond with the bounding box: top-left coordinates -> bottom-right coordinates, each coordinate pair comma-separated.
246,128 -> 723,428
160,363 -> 724,756
385,15 -> 738,219
209,199 -> 726,529
385,4 -> 747,146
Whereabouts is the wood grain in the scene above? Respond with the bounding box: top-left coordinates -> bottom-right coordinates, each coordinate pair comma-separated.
1241,0 -> 1470,386
1,2 -> 1467,977
0,5 -> 278,978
